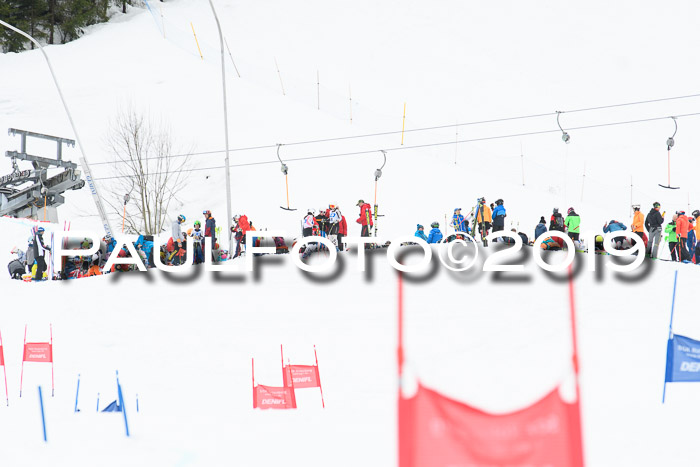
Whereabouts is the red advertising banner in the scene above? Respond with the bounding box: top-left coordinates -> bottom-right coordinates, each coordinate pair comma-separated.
20,324 -> 55,397
253,384 -> 297,409
283,365 -> 320,389
0,329 -> 7,405
280,344 -> 325,407
399,384 -> 584,467
23,343 -> 53,362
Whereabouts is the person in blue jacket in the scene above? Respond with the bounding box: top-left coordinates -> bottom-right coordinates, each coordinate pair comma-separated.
534,216 -> 547,241
452,208 -> 468,233
603,220 -> 627,249
415,224 -> 428,242
492,199 -> 506,232
428,222 -> 443,244
135,234 -> 155,268
103,235 -> 117,261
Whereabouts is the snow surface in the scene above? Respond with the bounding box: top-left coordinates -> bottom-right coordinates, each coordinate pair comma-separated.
2,0 -> 700,465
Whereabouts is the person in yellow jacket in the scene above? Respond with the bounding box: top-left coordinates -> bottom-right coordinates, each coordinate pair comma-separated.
476,197 -> 492,237
631,205 -> 647,249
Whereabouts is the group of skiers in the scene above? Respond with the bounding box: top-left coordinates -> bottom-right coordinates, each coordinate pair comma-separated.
410,198 -> 700,263
10,197 -> 700,280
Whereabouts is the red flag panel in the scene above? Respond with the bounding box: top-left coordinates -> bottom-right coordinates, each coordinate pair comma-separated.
23,343 -> 52,362
284,364 -> 320,389
399,383 -> 583,467
0,346 -> 4,366
254,385 -> 296,409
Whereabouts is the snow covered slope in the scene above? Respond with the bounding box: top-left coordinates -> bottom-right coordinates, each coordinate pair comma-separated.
2,0 -> 700,465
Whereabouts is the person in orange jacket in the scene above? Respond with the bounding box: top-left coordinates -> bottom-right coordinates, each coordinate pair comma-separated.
87,259 -> 102,277
476,197 -> 492,237
356,199 -> 373,237
631,205 -> 647,249
676,210 -> 691,261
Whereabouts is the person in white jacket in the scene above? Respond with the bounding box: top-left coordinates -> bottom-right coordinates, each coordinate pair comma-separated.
328,205 -> 342,247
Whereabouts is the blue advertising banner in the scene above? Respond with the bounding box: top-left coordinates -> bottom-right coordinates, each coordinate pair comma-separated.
665,334 -> 700,383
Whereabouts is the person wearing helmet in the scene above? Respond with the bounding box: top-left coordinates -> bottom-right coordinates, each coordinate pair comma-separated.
415,224 -> 428,242
328,204 -> 342,247
630,205 -> 647,250
564,207 -> 581,241
32,226 -> 50,281
302,209 -> 318,237
452,208 -> 467,233
645,202 -> 664,258
356,199 -> 374,238
476,198 -> 492,238
428,222 -> 443,244
203,210 -> 217,252
665,214 -> 679,261
603,219 -> 628,250
190,220 -> 205,264
687,216 -> 697,263
492,199 -> 506,233
550,208 -> 565,232
676,211 -> 691,261
135,234 -> 155,268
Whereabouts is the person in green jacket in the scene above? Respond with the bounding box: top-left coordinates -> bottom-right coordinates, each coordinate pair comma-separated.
665,215 -> 679,261
565,207 -> 581,241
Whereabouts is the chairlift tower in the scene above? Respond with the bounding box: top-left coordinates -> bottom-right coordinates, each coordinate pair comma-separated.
0,128 -> 84,222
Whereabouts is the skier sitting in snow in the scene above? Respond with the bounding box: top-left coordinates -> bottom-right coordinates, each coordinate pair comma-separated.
427,222 -> 443,244
87,258 -> 102,277
8,247 -> 25,279
492,199 -> 506,233
603,220 -> 627,249
415,224 -> 428,242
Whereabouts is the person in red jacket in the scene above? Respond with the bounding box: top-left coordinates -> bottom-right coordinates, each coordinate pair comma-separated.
338,208 -> 348,251
356,199 -> 373,237
676,211 -> 691,261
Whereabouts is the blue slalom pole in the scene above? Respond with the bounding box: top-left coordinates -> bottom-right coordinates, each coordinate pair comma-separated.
74,374 -> 80,413
38,386 -> 47,442
136,394 -> 139,413
116,371 -> 129,437
662,270 -> 679,404
96,392 -> 100,412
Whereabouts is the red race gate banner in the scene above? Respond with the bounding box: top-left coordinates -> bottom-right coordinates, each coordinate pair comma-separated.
0,330 -> 7,405
24,343 -> 53,362
253,384 -> 297,409
20,324 -> 54,397
281,344 -> 325,407
399,384 -> 583,467
252,357 -> 296,409
283,365 -> 320,388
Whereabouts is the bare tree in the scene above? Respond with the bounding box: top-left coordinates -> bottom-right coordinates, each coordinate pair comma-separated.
105,107 -> 191,235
